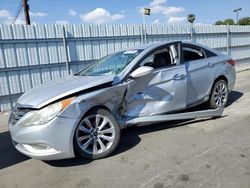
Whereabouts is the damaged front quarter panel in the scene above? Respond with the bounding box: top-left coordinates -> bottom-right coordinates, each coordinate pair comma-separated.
58,83 -> 128,128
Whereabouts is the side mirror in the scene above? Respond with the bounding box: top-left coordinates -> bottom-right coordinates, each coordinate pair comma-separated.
130,66 -> 154,78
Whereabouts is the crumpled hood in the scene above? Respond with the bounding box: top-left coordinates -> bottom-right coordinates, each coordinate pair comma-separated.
17,75 -> 114,109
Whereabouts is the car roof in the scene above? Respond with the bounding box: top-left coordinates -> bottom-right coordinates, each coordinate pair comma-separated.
131,41 -> 186,50
132,41 -> 173,50
128,41 -> 219,55
132,41 -> 209,49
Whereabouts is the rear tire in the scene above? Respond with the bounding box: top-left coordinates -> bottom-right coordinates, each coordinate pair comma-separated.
208,80 -> 228,109
74,108 -> 121,160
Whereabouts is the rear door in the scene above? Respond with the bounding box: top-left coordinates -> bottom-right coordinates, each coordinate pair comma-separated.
182,44 -> 215,106
124,42 -> 187,118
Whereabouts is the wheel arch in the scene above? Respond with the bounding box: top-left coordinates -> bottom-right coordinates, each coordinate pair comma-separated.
214,75 -> 228,84
83,105 -> 112,116
207,75 -> 228,99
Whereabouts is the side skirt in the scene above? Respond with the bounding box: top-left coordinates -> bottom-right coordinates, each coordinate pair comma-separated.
126,108 -> 224,126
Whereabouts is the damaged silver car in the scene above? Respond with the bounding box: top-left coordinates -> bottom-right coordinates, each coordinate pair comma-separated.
9,41 -> 236,160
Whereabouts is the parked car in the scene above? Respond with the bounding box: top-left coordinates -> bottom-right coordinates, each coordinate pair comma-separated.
9,41 -> 236,160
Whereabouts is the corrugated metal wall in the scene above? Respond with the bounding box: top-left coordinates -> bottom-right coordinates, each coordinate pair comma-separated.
0,24 -> 250,111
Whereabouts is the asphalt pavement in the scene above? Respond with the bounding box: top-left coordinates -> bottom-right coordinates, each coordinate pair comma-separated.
0,68 -> 250,188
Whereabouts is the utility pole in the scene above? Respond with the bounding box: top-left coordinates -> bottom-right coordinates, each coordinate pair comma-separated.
23,0 -> 31,25
233,8 -> 242,25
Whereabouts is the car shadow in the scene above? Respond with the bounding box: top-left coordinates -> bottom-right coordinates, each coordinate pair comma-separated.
45,156 -> 92,167
0,131 -> 29,170
123,118 -> 211,138
46,131 -> 142,167
226,90 -> 244,107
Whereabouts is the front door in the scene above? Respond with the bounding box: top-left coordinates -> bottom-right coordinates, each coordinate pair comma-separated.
124,43 -> 187,118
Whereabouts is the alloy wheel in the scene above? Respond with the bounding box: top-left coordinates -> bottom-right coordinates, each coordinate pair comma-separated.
213,82 -> 228,107
76,114 -> 115,155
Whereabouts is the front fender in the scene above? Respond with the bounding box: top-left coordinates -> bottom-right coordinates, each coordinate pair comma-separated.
58,83 -> 128,122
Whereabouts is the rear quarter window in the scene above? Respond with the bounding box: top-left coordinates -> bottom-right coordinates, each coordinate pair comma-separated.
183,44 -> 217,62
183,47 -> 205,62
203,48 -> 217,58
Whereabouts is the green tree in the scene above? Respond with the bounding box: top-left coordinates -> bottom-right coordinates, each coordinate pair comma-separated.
187,14 -> 196,24
238,17 -> 250,25
214,18 -> 234,25
224,18 -> 234,25
215,20 -> 224,25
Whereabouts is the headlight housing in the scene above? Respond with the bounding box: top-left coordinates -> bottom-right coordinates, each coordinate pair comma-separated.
19,97 -> 74,127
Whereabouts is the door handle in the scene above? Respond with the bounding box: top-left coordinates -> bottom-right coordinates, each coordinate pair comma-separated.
208,62 -> 214,67
173,74 -> 185,80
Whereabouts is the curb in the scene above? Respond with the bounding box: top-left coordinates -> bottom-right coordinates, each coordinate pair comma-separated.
235,64 -> 250,73
236,68 -> 250,73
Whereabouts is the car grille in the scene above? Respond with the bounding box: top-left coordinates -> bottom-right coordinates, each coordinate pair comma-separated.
10,106 -> 32,125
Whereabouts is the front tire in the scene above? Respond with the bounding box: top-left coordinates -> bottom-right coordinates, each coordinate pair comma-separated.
208,80 -> 229,109
74,108 -> 121,160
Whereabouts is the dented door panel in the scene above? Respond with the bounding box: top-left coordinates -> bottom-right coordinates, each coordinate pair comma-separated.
124,65 -> 187,118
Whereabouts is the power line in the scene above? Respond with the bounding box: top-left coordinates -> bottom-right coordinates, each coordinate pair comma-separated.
11,0 -> 23,24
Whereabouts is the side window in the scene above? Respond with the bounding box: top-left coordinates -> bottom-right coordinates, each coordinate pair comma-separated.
140,45 -> 177,69
141,54 -> 154,66
183,47 -> 205,62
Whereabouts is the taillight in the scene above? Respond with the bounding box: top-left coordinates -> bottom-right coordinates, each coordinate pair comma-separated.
228,59 -> 236,66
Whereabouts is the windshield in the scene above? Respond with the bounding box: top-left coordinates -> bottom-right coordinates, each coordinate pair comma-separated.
78,50 -> 142,76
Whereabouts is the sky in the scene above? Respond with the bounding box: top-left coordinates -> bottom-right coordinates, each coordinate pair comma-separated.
0,0 -> 249,25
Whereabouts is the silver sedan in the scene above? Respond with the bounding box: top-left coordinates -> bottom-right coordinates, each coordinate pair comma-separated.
9,41 -> 236,160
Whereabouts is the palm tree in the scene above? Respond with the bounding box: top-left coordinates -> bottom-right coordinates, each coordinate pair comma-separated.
187,14 -> 196,24
188,14 -> 196,42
